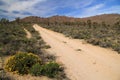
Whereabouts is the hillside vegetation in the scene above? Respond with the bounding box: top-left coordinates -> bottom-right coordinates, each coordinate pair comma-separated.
20,14 -> 120,53
40,19 -> 120,53
0,18 -> 68,80
0,19 -> 44,55
0,14 -> 119,79
41,19 -> 120,52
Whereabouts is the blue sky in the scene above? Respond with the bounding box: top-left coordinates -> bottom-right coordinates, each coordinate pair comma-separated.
0,0 -> 120,20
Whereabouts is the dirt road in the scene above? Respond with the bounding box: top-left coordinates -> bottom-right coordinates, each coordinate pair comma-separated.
24,28 -> 32,38
33,24 -> 120,80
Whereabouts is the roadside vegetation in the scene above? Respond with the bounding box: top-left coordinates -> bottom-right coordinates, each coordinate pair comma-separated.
5,52 -> 64,79
0,15 -> 119,79
39,18 -> 120,53
0,18 -> 68,80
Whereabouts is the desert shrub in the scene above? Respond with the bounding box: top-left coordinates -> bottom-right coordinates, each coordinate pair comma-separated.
5,52 -> 41,74
43,45 -> 51,49
30,62 -> 60,77
0,22 -> 46,55
40,53 -> 56,63
42,62 -> 60,78
30,63 -> 42,76
30,62 -> 61,78
87,38 -> 100,45
112,44 -> 120,53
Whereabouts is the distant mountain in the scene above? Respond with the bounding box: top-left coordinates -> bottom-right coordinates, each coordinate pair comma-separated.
20,14 -> 120,25
81,14 -> 120,25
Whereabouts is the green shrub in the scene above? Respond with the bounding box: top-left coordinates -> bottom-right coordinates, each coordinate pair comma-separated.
5,52 -> 41,74
30,62 -> 60,78
30,63 -> 42,76
42,62 -> 60,78
30,62 -> 61,78
44,45 -> 51,49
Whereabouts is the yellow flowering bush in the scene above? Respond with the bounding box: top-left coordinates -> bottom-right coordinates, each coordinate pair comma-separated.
5,52 -> 41,74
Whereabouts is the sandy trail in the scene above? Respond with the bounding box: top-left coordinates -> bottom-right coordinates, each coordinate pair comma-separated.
33,24 -> 120,80
24,28 -> 32,38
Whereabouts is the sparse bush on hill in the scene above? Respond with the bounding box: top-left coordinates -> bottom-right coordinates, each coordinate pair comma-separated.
0,22 -> 45,55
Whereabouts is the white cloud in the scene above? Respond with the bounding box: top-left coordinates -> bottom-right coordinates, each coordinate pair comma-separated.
0,0 -> 46,19
98,5 -> 120,14
64,3 -> 104,17
74,3 -> 105,17
0,0 -> 95,19
54,0 -> 94,9
1,0 -> 46,12
40,0 -> 95,17
73,5 -> 120,18
85,4 -> 104,12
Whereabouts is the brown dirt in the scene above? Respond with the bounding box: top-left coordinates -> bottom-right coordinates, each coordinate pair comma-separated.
33,24 -> 120,80
6,73 -> 51,80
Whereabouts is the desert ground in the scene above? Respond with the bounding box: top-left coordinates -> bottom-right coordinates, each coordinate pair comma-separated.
33,24 -> 120,80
